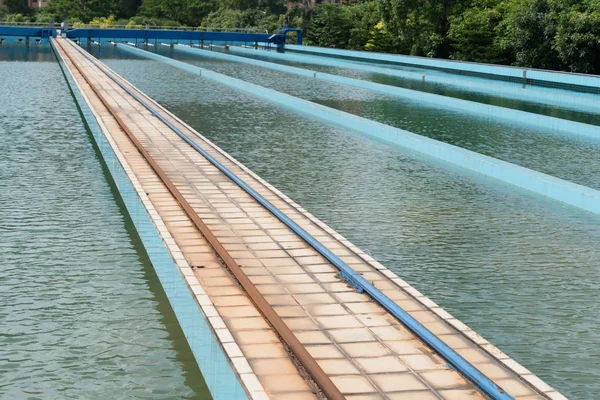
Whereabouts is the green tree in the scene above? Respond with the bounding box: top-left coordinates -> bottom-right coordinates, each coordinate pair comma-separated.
554,0 -> 600,74
4,0 -> 32,16
346,1 -> 381,50
365,20 -> 401,52
378,0 -> 469,57
449,1 -> 512,64
306,4 -> 352,48
138,0 -> 216,26
45,0 -> 121,23
499,0 -> 562,70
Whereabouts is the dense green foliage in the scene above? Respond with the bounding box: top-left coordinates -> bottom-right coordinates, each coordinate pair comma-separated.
1,0 -> 599,74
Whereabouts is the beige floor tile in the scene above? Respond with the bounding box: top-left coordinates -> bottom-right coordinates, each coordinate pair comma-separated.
370,326 -> 413,341
260,374 -> 312,392
345,395 -> 384,400
317,359 -> 361,375
387,391 -> 439,399
438,334 -> 475,349
306,344 -> 345,359
227,317 -> 270,331
400,354 -> 446,371
294,293 -> 337,305
306,304 -> 348,317
218,305 -> 261,318
285,283 -> 326,294
268,392 -> 319,400
474,363 -> 517,380
243,343 -> 289,359
330,375 -> 378,394
315,315 -> 362,329
328,328 -> 376,343
493,378 -> 538,397
345,302 -> 385,314
283,317 -> 319,331
340,342 -> 392,358
249,358 -> 300,376
263,294 -> 298,306
355,356 -> 408,374
385,340 -> 426,355
234,329 -> 280,345
438,388 -> 485,400
371,373 -> 428,392
277,274 -> 316,284
295,330 -> 332,345
273,306 -> 307,318
421,370 -> 470,390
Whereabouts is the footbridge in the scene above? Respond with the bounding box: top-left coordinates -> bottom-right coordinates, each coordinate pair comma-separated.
49,36 -> 568,400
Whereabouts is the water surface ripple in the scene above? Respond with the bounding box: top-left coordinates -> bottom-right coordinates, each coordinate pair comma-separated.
0,45 -> 210,400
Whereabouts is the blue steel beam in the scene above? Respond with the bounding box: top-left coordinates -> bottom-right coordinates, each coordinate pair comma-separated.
0,26 -> 56,38
69,41 -> 516,400
65,28 -> 284,45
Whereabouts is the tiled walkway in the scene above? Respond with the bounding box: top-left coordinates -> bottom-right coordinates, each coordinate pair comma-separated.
54,37 -> 559,400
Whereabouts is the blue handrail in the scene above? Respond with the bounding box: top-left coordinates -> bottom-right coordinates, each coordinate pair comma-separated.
66,40 -> 515,400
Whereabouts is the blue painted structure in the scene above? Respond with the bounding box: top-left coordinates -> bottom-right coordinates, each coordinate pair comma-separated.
286,44 -> 600,93
0,25 -> 56,38
66,28 -> 287,47
51,40 -> 249,400
74,41 -> 515,400
279,27 -> 302,45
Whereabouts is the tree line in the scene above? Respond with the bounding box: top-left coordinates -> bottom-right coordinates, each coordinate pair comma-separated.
1,0 -> 599,74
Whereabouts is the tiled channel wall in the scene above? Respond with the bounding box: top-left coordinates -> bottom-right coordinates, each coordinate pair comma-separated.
119,44 -> 600,216
285,44 -> 600,93
51,41 -> 249,400
226,45 -> 600,116
175,44 -> 600,142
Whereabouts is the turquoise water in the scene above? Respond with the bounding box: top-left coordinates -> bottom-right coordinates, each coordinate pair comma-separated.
0,45 -> 210,399
90,49 -> 600,398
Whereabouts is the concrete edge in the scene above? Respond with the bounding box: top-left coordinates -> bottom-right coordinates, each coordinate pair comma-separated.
53,38 -> 269,400
93,52 -> 567,399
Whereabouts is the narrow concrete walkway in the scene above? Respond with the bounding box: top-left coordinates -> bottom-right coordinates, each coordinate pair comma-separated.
54,37 -> 560,400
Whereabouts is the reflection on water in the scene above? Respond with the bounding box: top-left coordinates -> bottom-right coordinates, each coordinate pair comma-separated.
91,50 -> 600,398
0,45 -> 211,399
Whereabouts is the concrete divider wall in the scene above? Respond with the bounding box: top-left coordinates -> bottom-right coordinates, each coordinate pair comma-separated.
285,44 -> 600,91
118,43 -> 600,216
54,41 -> 250,400
227,45 -> 600,115
175,44 -> 600,141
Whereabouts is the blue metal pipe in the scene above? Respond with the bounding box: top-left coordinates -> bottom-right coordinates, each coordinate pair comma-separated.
68,41 -> 515,400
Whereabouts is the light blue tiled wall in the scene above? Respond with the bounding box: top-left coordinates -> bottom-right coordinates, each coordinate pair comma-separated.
286,45 -> 600,91
120,44 -> 600,216
175,45 -> 600,141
